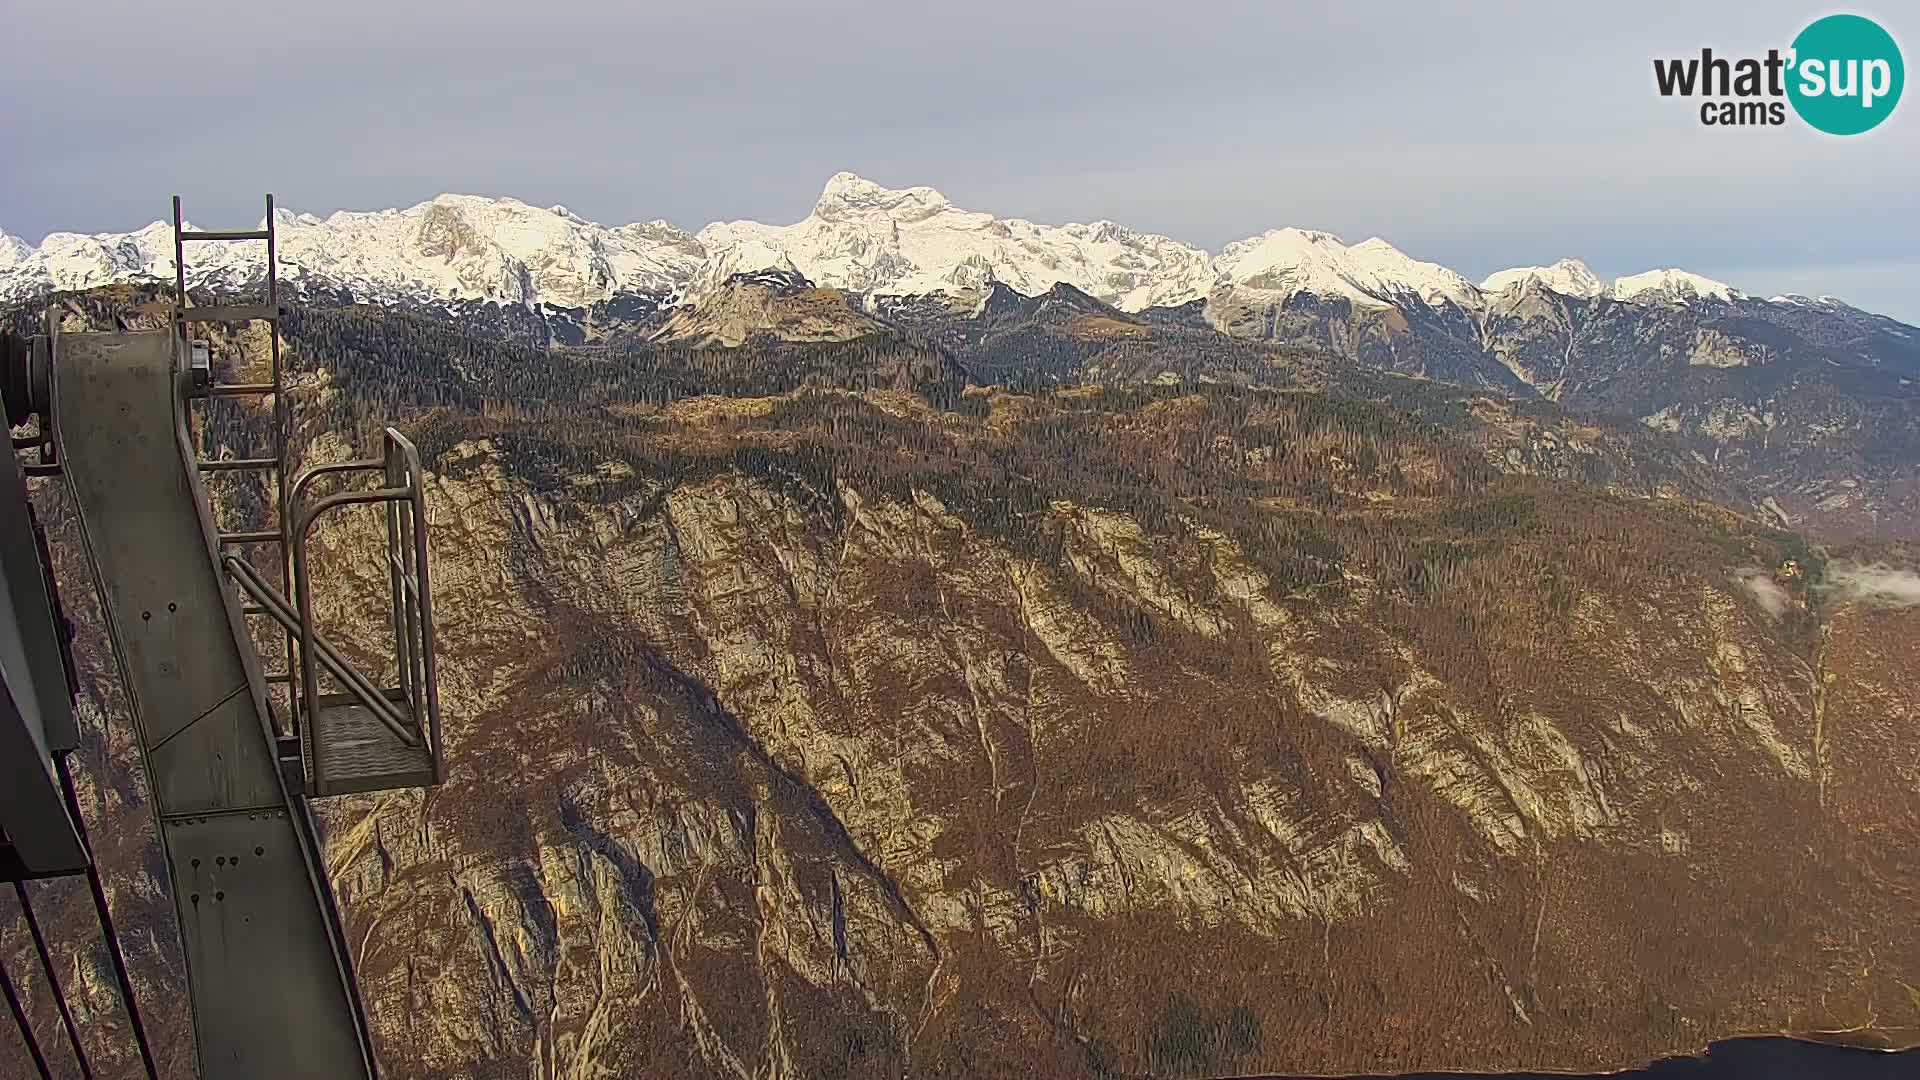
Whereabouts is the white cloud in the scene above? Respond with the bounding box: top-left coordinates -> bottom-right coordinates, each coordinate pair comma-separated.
1822,563 -> 1920,609
1734,569 -> 1794,619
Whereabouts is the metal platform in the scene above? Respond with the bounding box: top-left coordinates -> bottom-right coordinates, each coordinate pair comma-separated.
306,691 -> 437,796
287,427 -> 446,796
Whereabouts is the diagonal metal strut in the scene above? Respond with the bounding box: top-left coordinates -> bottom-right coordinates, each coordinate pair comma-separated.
221,555 -> 418,747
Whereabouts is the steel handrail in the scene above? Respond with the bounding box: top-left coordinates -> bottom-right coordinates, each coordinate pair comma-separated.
388,431 -> 443,782
289,428 -> 443,787
288,457 -> 384,513
285,454 -> 389,738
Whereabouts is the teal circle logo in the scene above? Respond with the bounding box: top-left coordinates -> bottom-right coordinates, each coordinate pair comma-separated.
1787,14 -> 1904,134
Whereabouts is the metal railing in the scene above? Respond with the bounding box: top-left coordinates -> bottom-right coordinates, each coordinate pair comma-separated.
287,428 -> 445,788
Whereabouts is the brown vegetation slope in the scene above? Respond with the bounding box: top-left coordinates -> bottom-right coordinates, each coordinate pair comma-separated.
4,293 -> 1918,1079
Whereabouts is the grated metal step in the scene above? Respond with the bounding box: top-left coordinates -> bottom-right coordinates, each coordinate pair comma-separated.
306,691 -> 436,797
198,457 -> 279,473
178,229 -> 270,242
179,303 -> 277,323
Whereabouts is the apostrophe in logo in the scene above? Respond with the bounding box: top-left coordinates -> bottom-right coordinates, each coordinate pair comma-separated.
1652,13 -> 1903,134
1787,14 -> 1903,134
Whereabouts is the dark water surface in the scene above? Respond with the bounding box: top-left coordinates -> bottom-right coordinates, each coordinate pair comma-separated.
1271,1037 -> 1918,1078
1627,1037 -> 1916,1077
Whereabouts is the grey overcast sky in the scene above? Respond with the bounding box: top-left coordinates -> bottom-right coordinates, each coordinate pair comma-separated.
2,0 -> 1914,319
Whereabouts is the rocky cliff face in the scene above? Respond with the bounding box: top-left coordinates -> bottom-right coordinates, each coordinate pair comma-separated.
8,294 -> 1920,1080
308,390 -> 1920,1078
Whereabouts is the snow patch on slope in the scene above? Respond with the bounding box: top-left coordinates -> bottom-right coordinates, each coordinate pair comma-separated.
684,237 -> 805,299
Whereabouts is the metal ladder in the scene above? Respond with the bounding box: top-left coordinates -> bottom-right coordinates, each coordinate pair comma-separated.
172,196 -> 298,753
175,196 -> 445,797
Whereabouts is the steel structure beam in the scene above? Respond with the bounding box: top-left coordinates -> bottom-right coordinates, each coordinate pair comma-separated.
49,329 -> 377,1079
0,439 -> 88,881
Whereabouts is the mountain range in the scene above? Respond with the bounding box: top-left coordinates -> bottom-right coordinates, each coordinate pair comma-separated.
0,172 -> 1823,317
5,174 -> 1918,537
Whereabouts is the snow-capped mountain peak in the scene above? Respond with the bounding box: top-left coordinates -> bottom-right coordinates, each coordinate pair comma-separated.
1346,237 -> 1483,308
0,230 -> 31,270
0,195 -> 710,310
295,193 -> 707,308
1611,269 -> 1740,304
812,171 -> 953,222
694,172 -> 1214,311
1479,262 -> 1741,305
1481,258 -> 1607,300
1215,228 -> 1480,310
0,175 -> 1814,325
16,221 -> 183,298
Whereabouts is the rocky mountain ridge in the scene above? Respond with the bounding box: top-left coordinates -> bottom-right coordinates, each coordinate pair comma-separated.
654,265 -> 1920,539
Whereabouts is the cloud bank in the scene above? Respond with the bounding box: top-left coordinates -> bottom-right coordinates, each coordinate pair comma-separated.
1821,563 -> 1920,609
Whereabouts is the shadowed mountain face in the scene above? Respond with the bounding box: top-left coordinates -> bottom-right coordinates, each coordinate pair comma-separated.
1474,288 -> 1920,539
874,285 -> 1917,541
6,290 -> 1920,1080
